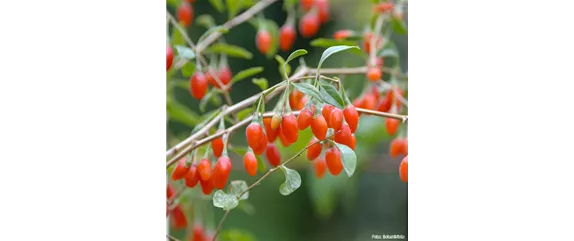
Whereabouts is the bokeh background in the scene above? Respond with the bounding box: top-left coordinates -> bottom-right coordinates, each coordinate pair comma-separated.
167,0 -> 408,240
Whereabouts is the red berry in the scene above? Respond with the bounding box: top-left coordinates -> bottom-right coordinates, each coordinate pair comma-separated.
300,0 -> 315,11
386,118 -> 399,136
171,157 -> 189,180
334,123 -> 352,147
277,125 -> 292,147
314,158 -> 326,178
184,164 -> 199,188
389,138 -> 402,158
363,93 -> 377,110
190,72 -> 208,100
199,178 -> 214,195
246,123 -> 265,150
210,66 -> 232,89
321,104 -> 334,124
281,114 -> 299,143
265,143 -> 281,167
299,12 -> 320,38
177,2 -> 194,27
311,115 -> 328,140
306,138 -> 322,160
289,90 -> 304,110
279,24 -> 296,52
316,0 -> 330,23
197,158 -> 212,182
252,133 -> 268,155
329,108 -> 344,131
362,32 -> 382,53
263,117 -> 279,142
192,224 -> 205,241
243,152 -> 258,176
333,30 -> 352,40
212,156 -> 232,189
374,2 -> 394,13
212,136 -> 224,157
343,105 -> 359,133
297,107 -> 314,130
171,205 -> 187,229
256,30 -> 272,54
271,114 -> 282,130
367,67 -> 382,82
325,147 -> 343,175
399,155 -> 408,183
401,138 -> 408,156
167,45 -> 173,71
350,134 -> 356,150
377,97 -> 392,112
167,184 -> 175,199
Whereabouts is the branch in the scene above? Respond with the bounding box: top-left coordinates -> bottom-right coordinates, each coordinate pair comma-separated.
356,107 -> 408,122
212,210 -> 230,241
166,11 -> 196,49
167,234 -> 180,241
196,0 -> 279,52
308,66 -> 368,75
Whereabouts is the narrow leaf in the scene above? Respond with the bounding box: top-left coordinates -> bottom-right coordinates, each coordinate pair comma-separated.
292,83 -> 322,101
275,55 -> 291,78
192,108 -> 221,133
282,0 -> 298,10
311,38 -> 359,48
256,155 -> 266,173
236,107 -> 253,121
228,180 -> 249,200
391,15 -> 408,35
285,49 -> 308,65
279,166 -> 302,195
205,43 -> 253,59
317,45 -> 360,71
252,78 -> 268,90
319,84 -> 345,109
181,61 -> 196,77
198,26 -> 229,43
174,45 -> 196,60
230,67 -> 264,83
167,100 -> 200,127
334,143 -> 357,177
226,0 -> 244,19
213,190 -> 239,210
196,15 -> 216,29
209,0 -> 225,12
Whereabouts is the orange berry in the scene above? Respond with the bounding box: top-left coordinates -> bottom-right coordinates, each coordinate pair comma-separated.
289,89 -> 304,110
281,114 -> 299,143
385,118 -> 399,136
212,156 -> 232,189
171,157 -> 189,181
177,2 -> 193,27
246,123 -> 265,150
197,158 -> 212,182
211,136 -> 224,157
190,72 -> 208,100
199,178 -> 214,195
325,147 -> 343,175
263,117 -> 278,142
271,114 -> 282,130
390,138 -> 402,158
401,138 -> 408,155
300,0 -> 315,11
316,0 -> 330,23
374,2 -> 394,13
265,143 -> 281,167
363,93 -> 377,110
350,134 -> 356,150
184,164 -> 199,188
279,24 -> 296,52
321,104 -> 335,124
311,115 -> 328,140
171,205 -> 187,229
297,107 -> 314,130
306,138 -> 322,160
277,125 -> 292,147
343,105 -> 359,133
333,30 -> 352,40
256,30 -> 272,54
329,108 -> 344,131
399,155 -> 408,183
253,133 -> 268,155
367,67 -> 382,82
314,158 -> 326,178
243,152 -> 258,176
334,123 -> 352,147
299,12 -> 320,38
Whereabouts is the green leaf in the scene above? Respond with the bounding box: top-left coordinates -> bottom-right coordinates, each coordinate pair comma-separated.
226,0 -> 244,19
334,143 -> 357,177
167,0 -> 178,8
316,45 -> 360,71
283,0 -> 298,10
252,78 -> 268,90
256,155 -> 266,173
236,107 -> 253,121
171,25 -> 185,46
213,190 -> 239,210
228,180 -> 249,200
174,45 -> 196,60
199,89 -> 220,112
279,166 -> 302,195
209,0 -> 225,12
192,108 -> 221,133
196,14 -> 216,29
319,84 -> 345,109
205,43 -> 253,59
198,26 -> 229,43
285,49 -> 308,65
391,15 -> 408,35
230,67 -> 264,83
311,38 -> 359,48
242,0 -> 255,7
167,100 -> 200,127
274,55 -> 290,78
219,229 -> 257,241
292,83 -> 322,101
181,61 -> 196,77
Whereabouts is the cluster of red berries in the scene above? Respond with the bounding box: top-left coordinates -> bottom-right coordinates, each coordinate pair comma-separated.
289,89 -> 308,111
170,136 -> 232,195
189,65 -> 233,100
177,0 -> 196,27
352,85 -> 405,135
256,0 -> 331,55
332,30 -> 384,82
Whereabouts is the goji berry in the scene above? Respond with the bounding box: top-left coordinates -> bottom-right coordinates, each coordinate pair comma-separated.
325,147 -> 343,175
385,118 -> 399,136
184,164 -> 199,188
253,133 -> 268,155
306,138 -> 322,160
314,158 -> 326,178
311,115 -> 328,140
334,123 -> 352,147
171,157 -> 189,181
321,104 -> 334,124
316,0 -> 330,23
329,108 -> 344,131
265,143 -> 281,167
299,12 -> 320,38
281,114 -> 299,143
333,29 -> 352,40
246,123 -> 265,150
300,0 -> 315,11
199,178 -> 213,195
177,2 -> 194,27
167,45 -> 173,71
399,155 -> 408,183
263,117 -> 279,142
256,30 -> 272,54
350,134 -> 356,150
171,205 -> 187,229
211,136 -> 224,157
297,107 -> 314,130
243,152 -> 258,176
367,67 -> 382,82
343,105 -> 359,133
271,114 -> 282,130
279,24 -> 296,52
190,72 -> 208,100
197,158 -> 212,182
212,156 -> 232,189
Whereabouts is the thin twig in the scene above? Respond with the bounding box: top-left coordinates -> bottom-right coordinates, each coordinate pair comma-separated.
196,0 -> 279,52
212,210 -> 230,241
166,11 -> 196,48
167,234 -> 180,241
308,66 -> 368,75
356,107 -> 408,122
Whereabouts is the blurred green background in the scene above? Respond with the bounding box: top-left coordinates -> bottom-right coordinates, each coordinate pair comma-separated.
167,0 -> 408,240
